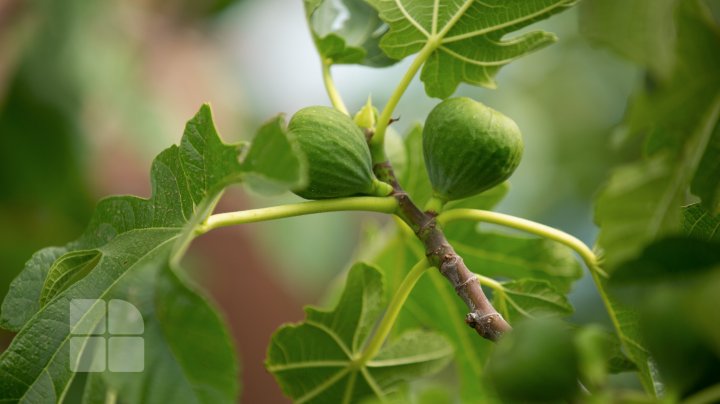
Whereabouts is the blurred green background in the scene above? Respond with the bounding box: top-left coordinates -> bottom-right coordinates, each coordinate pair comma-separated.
0,0 -> 681,401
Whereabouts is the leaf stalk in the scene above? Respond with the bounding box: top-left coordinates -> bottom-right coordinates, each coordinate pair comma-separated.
197,197 -> 398,234
437,209 -> 606,278
358,258 -> 431,364
321,58 -> 350,115
371,39 -> 439,163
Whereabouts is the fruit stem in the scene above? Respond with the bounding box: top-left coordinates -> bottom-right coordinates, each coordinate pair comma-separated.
321,58 -> 349,115
423,195 -> 447,214
371,178 -> 394,197
196,197 -> 398,234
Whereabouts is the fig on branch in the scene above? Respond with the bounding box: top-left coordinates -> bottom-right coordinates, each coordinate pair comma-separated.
289,106 -> 392,199
423,97 -> 523,203
486,319 -> 580,402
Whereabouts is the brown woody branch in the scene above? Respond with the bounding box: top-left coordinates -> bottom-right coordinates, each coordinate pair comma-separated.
373,160 -> 511,341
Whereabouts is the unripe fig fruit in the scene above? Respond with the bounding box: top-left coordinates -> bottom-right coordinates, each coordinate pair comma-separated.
423,97 -> 523,202
486,319 -> 579,402
289,106 -> 392,199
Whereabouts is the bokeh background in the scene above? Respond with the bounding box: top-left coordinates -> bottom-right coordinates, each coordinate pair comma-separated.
0,0 -> 665,401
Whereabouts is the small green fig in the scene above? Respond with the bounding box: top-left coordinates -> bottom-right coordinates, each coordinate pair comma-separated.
423,97 -> 523,202
289,106 -> 392,199
486,319 -> 580,402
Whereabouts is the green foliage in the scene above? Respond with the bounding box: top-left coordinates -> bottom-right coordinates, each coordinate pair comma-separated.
304,0 -> 397,67
367,0 -> 575,97
589,1 -> 720,394
610,236 -> 720,398
451,231 -> 582,293
595,0 -> 720,271
366,150 -> 584,402
683,203 -> 720,242
368,237 -> 492,403
580,0 -> 680,80
0,105 -> 301,403
692,121 -> 720,215
240,115 -> 308,195
493,279 -> 573,321
1,0 -> 716,403
266,263 -> 452,403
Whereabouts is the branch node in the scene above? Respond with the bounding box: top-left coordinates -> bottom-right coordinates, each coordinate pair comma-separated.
465,312 -> 509,341
439,254 -> 458,275
454,275 -> 478,292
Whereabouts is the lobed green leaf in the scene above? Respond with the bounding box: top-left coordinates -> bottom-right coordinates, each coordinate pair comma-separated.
0,105 -> 294,403
266,263 -> 452,403
367,0 -> 576,98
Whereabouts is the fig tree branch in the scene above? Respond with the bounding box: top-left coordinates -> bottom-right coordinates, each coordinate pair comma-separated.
373,160 -> 512,341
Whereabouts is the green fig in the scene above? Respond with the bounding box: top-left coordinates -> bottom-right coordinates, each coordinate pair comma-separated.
486,319 -> 580,402
289,106 -> 392,199
423,97 -> 523,203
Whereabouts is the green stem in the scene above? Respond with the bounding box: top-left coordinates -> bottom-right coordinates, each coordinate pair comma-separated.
475,273 -> 504,291
423,195 -> 447,214
437,209 -> 606,278
370,40 -> 438,163
321,59 -> 349,115
358,258 -> 431,364
475,273 -> 509,319
197,197 -> 398,234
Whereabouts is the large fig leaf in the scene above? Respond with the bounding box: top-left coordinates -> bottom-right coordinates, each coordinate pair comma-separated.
367,0 -> 576,98
590,3 -> 720,390
580,0 -> 680,80
595,0 -> 720,271
266,263 -> 452,403
0,105 -> 304,403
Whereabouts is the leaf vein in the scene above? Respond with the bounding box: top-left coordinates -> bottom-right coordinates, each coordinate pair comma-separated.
442,0 -> 570,43
394,0 -> 431,38
305,320 -> 353,358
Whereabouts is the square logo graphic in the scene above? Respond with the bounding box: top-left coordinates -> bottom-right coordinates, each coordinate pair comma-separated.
69,299 -> 144,372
